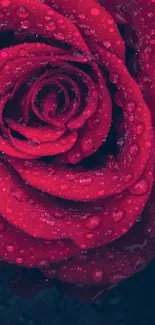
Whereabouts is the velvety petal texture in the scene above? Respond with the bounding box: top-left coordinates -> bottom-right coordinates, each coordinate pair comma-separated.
0,0 -> 154,301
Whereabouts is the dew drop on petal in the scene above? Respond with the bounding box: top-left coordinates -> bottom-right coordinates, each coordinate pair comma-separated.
103,40 -> 112,49
109,273 -> 126,283
16,6 -> 29,18
45,21 -> 56,31
90,7 -> 100,16
98,189 -> 105,196
11,187 -> 24,201
126,101 -> 137,113
6,207 -> 13,214
1,51 -> 8,58
129,179 -> 149,195
79,13 -> 86,19
79,177 -> 92,186
92,269 -> 104,283
37,259 -> 49,267
145,141 -> 152,148
86,216 -> 101,230
124,173 -> 133,183
6,244 -> 15,253
85,233 -> 94,240
66,173 -> 76,181
60,184 -> 69,191
135,123 -> 145,135
46,9 -> 54,16
16,257 -> 24,264
21,20 -> 29,30
129,143 -> 139,156
0,0 -> 11,7
54,32 -> 65,40
112,209 -> 125,222
18,48 -> 28,56
82,138 -> 94,151
143,46 -> 153,60
69,152 -> 82,164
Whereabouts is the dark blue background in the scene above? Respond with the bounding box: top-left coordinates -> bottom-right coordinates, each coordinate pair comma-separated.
0,259 -> 155,325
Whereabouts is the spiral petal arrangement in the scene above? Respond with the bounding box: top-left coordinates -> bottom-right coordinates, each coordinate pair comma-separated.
0,0 -> 155,301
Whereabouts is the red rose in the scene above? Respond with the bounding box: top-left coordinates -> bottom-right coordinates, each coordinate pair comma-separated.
0,0 -> 155,301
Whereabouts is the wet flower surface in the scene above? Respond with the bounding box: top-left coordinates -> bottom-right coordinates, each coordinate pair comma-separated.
0,0 -> 155,301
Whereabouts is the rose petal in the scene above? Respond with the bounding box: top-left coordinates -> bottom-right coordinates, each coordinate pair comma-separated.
5,119 -> 65,143
46,0 -> 125,58
1,0 -> 90,53
5,151 -> 154,248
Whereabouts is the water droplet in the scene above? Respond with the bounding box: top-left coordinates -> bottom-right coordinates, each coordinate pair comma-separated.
112,209 -> 124,222
79,13 -> 86,19
124,173 -> 133,183
145,225 -> 155,238
143,46 -> 153,60
57,18 -> 64,24
129,178 -> 149,195
109,73 -> 118,83
6,244 -> 15,253
105,252 -> 115,260
109,27 -> 115,33
74,254 -> 88,264
37,259 -> 49,267
45,268 -> 57,278
98,189 -> 105,196
6,207 -> 12,214
129,143 -> 139,156
16,257 -> 23,264
66,173 -> 75,181
69,152 -> 82,163
145,140 -> 151,148
127,198 -> 133,204
148,12 -> 153,17
135,122 -> 145,135
55,211 -> 65,219
92,269 -> 104,283
86,216 -> 101,230
18,48 -> 28,56
1,51 -> 8,58
54,32 -> 65,40
103,40 -> 112,49
108,19 -> 114,25
85,233 -> 94,240
60,184 -> 69,190
21,20 -> 29,30
132,257 -> 147,271
45,21 -> 56,31
90,7 -> 100,16
117,137 -> 124,147
109,273 -> 126,283
46,9 -> 54,16
16,5 -> 29,18
82,138 -> 94,151
126,101 -> 137,113
79,177 -> 92,186
0,0 -> 11,7
11,186 -> 24,201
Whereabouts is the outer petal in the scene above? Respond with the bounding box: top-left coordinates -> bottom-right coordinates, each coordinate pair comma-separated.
42,182 -> 155,286
45,0 -> 125,59
0,0 -> 90,53
5,151 -> 154,248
